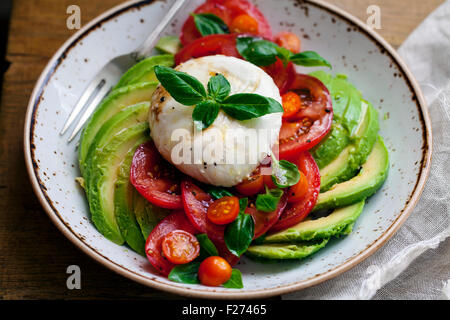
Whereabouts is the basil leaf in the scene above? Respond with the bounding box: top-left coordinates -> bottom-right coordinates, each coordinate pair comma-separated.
192,100 -> 220,130
221,93 -> 283,120
154,65 -> 206,105
205,186 -> 234,199
225,211 -> 254,257
239,197 -> 248,213
290,51 -> 332,68
255,187 -> 283,212
168,262 -> 201,284
196,234 -> 219,259
271,157 -> 300,188
236,37 -> 278,66
193,13 -> 229,36
207,74 -> 231,102
223,269 -> 244,289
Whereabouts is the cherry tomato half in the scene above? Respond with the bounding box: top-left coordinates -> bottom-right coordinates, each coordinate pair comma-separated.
235,167 -> 264,196
180,0 -> 272,46
181,180 -> 239,266
207,196 -> 240,225
282,91 -> 302,120
198,256 -> 232,287
269,151 -> 320,232
278,73 -> 333,160
161,230 -> 200,264
275,31 -> 301,53
145,211 -> 198,276
130,141 -> 183,209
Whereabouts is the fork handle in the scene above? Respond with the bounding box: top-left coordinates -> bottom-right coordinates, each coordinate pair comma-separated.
132,0 -> 188,60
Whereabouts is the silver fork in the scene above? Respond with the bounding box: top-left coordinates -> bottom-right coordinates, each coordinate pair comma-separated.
60,0 -> 188,142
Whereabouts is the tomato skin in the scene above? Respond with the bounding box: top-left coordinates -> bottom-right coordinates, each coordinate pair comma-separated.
175,34 -> 241,65
269,151 -> 320,232
130,141 -> 182,209
198,256 -> 232,287
145,211 -> 198,276
180,0 -> 272,46
230,14 -> 259,34
262,59 -> 296,95
278,73 -> 333,160
161,230 -> 200,264
275,31 -> 301,53
207,196 -> 240,225
246,192 -> 288,239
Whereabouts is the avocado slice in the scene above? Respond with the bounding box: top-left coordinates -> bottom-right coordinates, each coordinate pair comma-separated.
113,146 -> 147,255
312,123 -> 350,169
263,201 -> 365,243
133,191 -> 170,239
246,238 -> 329,260
311,72 -> 364,168
114,54 -> 174,89
155,36 -> 182,55
314,136 -> 389,211
78,81 -> 158,173
320,100 -> 379,191
83,102 -> 150,186
87,123 -> 149,244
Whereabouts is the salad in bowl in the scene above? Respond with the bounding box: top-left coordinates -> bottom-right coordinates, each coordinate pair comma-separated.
77,0 -> 388,289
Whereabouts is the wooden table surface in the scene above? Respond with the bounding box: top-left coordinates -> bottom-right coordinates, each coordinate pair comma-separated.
0,0 -> 444,300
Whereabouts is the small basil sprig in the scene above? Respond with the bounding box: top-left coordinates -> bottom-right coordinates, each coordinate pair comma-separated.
255,187 -> 283,212
236,36 -> 332,68
270,153 -> 300,188
192,13 -> 229,36
225,198 -> 254,257
168,261 -> 201,284
154,66 -> 283,130
196,233 -> 219,259
204,185 -> 234,200
223,269 -> 243,289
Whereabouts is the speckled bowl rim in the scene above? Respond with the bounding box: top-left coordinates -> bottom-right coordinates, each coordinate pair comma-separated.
24,0 -> 432,299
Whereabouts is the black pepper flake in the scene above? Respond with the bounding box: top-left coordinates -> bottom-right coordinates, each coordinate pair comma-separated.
325,109 -> 331,113
214,162 -> 217,166
160,96 -> 165,102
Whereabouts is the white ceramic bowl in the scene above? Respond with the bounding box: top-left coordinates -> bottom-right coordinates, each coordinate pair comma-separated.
24,0 -> 432,298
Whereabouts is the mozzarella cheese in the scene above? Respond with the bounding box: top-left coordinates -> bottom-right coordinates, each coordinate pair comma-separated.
148,55 -> 282,187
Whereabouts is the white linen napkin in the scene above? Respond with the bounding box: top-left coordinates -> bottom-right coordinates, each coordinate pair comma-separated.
283,0 -> 450,300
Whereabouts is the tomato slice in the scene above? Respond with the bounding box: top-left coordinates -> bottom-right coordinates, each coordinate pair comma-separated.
145,211 -> 198,276
278,73 -> 333,160
282,91 -> 302,119
207,196 -> 240,225
181,180 -> 239,265
180,0 -> 272,46
269,151 -> 320,232
275,31 -> 301,53
287,171 -> 309,203
175,33 -> 241,65
245,192 -> 288,239
262,59 -> 296,95
161,230 -> 200,264
130,141 -> 183,209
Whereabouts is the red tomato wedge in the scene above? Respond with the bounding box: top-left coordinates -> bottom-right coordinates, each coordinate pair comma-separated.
278,73 -> 333,160
245,192 -> 288,239
180,0 -> 272,46
175,33 -> 241,65
181,180 -> 239,265
161,230 -> 200,265
145,211 -> 198,276
269,151 -> 320,232
130,141 -> 183,209
175,34 -> 295,94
